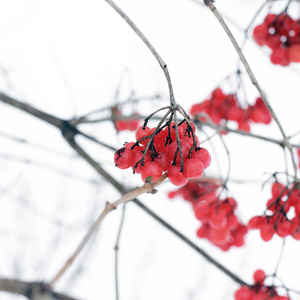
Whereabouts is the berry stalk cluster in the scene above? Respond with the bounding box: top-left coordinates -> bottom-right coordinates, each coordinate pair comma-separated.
190,88 -> 272,132
235,269 -> 290,300
248,182 -> 300,241
114,114 -> 211,185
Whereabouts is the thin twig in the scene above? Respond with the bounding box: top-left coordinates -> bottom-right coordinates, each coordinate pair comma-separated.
103,0 -> 177,108
114,204 -> 127,300
49,172 -> 168,285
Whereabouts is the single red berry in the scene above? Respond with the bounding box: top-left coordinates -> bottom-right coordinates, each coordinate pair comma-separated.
131,151 -> 151,174
270,48 -> 290,66
114,147 -> 135,169
234,286 -> 252,300
191,147 -> 211,169
287,44 -> 300,62
154,151 -> 171,171
253,269 -> 266,284
271,182 -> 286,198
183,158 -> 204,179
141,161 -> 163,182
168,139 -> 190,163
167,164 -> 188,186
135,126 -> 152,145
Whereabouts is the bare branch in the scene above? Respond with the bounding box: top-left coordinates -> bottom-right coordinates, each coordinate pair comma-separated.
49,172 -> 168,285
103,0 -> 177,107
0,278 -> 80,300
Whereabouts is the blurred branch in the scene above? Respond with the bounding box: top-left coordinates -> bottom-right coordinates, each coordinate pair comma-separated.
0,278 -> 79,300
50,170 -> 168,285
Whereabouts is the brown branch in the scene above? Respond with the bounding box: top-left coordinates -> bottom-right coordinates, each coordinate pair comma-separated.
0,278 -> 80,300
49,171 -> 168,285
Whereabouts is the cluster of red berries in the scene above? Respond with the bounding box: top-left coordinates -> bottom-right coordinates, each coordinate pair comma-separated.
253,13 -> 300,66
248,182 -> 300,241
190,88 -> 272,132
195,197 -> 248,251
114,121 -> 211,185
168,180 -> 247,251
113,108 -> 140,132
235,269 -> 290,300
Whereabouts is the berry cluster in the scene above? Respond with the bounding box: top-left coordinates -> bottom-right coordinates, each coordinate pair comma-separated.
248,182 -> 300,241
235,270 -> 290,300
168,180 -> 247,251
113,108 -> 140,132
253,13 -> 300,66
195,197 -> 248,251
190,88 -> 272,132
114,121 -> 211,185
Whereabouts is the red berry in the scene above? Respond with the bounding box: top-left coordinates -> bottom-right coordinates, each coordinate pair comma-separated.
183,158 -> 204,179
167,164 -> 188,186
131,151 -> 151,174
191,148 -> 211,169
253,269 -> 266,284
141,161 -> 163,182
287,44 -> 300,62
114,147 -> 135,169
154,151 -> 171,171
270,48 -> 290,66
135,126 -> 152,146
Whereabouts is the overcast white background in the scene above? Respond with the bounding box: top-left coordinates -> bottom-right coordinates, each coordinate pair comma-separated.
0,0 -> 300,299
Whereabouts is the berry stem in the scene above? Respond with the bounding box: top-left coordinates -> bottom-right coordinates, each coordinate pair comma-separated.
104,0 -> 177,108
